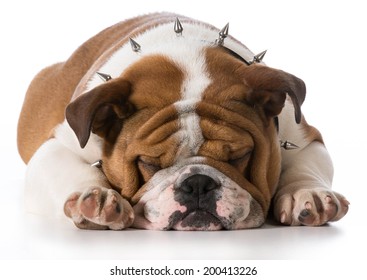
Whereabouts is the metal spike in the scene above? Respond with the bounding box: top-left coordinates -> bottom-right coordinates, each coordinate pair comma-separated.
129,38 -> 141,52
253,50 -> 267,63
280,140 -> 299,150
249,50 -> 267,65
91,160 -> 103,168
219,23 -> 229,38
96,72 -> 112,82
215,23 -> 229,45
174,17 -> 183,35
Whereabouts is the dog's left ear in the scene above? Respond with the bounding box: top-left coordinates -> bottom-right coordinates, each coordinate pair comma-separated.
66,78 -> 134,148
242,64 -> 306,124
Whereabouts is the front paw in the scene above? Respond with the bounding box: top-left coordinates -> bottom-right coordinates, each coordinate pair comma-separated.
274,188 -> 349,226
64,187 -> 134,230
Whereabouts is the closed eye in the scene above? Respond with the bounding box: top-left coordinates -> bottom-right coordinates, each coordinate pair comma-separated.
228,150 -> 252,171
137,156 -> 161,182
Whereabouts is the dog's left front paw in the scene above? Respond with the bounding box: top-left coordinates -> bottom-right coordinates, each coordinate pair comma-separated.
274,188 -> 349,226
64,187 -> 134,230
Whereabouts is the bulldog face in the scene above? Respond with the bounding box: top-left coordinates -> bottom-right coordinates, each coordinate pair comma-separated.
66,47 -> 305,230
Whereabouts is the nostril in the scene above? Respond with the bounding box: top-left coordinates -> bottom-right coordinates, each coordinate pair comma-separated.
181,183 -> 193,194
180,174 -> 219,195
204,179 -> 218,193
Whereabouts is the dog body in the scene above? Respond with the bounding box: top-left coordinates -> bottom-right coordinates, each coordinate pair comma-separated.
18,13 -> 348,230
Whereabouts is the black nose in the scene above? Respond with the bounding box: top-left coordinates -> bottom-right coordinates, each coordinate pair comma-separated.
180,174 -> 219,195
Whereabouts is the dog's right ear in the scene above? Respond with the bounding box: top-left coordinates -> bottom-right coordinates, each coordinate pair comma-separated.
66,78 -> 135,148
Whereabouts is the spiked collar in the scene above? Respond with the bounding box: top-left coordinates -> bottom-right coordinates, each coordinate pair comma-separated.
94,18 -> 299,153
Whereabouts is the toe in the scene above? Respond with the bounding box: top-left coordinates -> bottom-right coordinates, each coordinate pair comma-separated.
297,191 -> 348,226
80,188 -> 103,219
330,192 -> 350,222
101,192 -> 122,223
64,192 -> 82,218
274,194 -> 295,225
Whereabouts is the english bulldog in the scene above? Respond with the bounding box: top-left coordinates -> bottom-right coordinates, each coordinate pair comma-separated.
17,13 -> 349,230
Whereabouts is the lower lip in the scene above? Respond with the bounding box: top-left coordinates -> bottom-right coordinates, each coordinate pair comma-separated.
174,210 -> 223,231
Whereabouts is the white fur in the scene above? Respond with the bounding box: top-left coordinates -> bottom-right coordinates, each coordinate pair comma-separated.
132,162 -> 259,230
24,19 -> 335,226
173,48 -> 211,160
54,120 -> 103,163
278,100 -> 333,189
25,122 -> 108,218
86,22 -> 255,91
278,100 -> 311,152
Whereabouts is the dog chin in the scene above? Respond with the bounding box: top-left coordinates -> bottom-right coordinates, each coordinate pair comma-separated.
172,210 -> 224,231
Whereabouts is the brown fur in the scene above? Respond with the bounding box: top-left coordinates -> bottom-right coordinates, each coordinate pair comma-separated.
65,55 -> 185,199
94,48 -> 304,214
17,12 -> 185,163
18,13 -> 306,217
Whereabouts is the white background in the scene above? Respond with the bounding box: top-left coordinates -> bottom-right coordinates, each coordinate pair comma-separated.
0,0 -> 366,271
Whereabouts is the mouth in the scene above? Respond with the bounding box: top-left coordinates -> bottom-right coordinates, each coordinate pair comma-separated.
132,163 -> 261,230
171,209 -> 224,231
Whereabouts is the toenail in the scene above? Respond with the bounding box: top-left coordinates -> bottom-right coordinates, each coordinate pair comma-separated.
280,211 -> 287,223
342,199 -> 350,206
83,192 -> 93,201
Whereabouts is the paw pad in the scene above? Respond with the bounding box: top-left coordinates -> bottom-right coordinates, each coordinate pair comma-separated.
64,187 -> 134,230
275,188 -> 349,226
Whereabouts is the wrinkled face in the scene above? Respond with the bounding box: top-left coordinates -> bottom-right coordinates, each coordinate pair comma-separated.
99,48 -> 285,230
68,46 -> 305,230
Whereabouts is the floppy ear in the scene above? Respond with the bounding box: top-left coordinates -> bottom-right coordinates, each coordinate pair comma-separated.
243,64 -> 306,124
65,78 -> 134,148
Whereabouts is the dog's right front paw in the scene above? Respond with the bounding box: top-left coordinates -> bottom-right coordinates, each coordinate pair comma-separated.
64,187 -> 134,230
